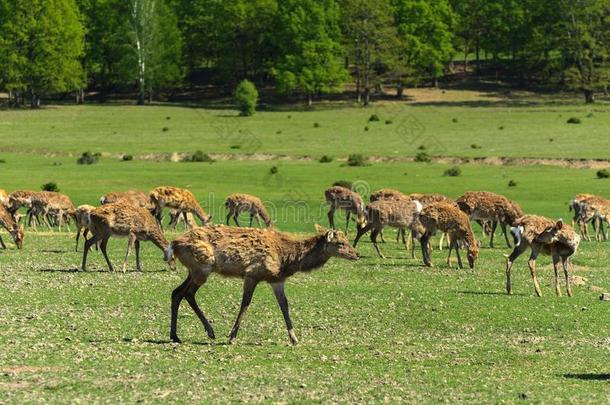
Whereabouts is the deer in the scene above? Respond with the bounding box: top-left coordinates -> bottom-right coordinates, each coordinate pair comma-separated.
29,191 -> 75,231
149,186 -> 212,229
0,189 -> 8,207
72,204 -> 96,252
165,224 -> 359,345
369,188 -> 410,243
417,202 -> 479,269
409,193 -> 456,250
100,190 -> 149,208
0,203 -> 24,250
506,216 -> 580,297
224,193 -> 273,228
456,191 -> 523,248
81,203 -> 176,273
569,194 -> 608,241
7,190 -> 36,224
353,198 -> 423,259
324,186 -> 366,235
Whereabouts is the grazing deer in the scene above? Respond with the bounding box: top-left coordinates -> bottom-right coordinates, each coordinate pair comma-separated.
506,216 -> 580,297
353,199 -> 423,258
569,194 -> 607,241
100,190 -> 149,208
0,203 -> 24,249
7,190 -> 35,223
166,224 -> 359,345
409,193 -> 455,250
82,203 -> 176,272
149,186 -> 211,228
324,186 -> 366,234
72,204 -> 96,251
417,202 -> 479,269
224,193 -> 273,228
29,191 -> 75,231
369,188 -> 410,243
456,191 -> 523,248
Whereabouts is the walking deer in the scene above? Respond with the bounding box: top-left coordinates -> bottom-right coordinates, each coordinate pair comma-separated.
150,186 -> 211,228
224,193 -> 273,228
166,224 -> 359,345
324,186 -> 366,234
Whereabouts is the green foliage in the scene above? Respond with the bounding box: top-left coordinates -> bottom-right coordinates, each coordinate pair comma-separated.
346,153 -> 368,167
269,165 -> 279,174
596,169 -> 609,179
567,117 -> 581,124
122,154 -> 133,161
189,151 -> 215,163
508,180 -> 518,187
319,155 -> 333,163
77,151 -> 101,165
415,152 -> 431,162
368,114 -> 380,122
234,80 -> 259,116
443,166 -> 461,176
41,181 -> 59,192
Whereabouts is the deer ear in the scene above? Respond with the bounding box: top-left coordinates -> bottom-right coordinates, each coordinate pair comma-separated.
326,230 -> 336,242
556,218 -> 564,229
314,224 -> 328,233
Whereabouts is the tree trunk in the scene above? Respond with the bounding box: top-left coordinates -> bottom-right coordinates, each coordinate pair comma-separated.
396,83 -> 404,99
584,89 -> 595,104
7,90 -> 12,108
356,77 -> 361,104
307,93 -> 313,106
475,36 -> 480,75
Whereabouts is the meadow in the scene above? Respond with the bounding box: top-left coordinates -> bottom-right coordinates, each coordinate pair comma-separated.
1,98 -> 610,403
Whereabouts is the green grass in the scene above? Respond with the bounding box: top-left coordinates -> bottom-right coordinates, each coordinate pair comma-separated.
2,103 -> 610,402
0,103 -> 609,158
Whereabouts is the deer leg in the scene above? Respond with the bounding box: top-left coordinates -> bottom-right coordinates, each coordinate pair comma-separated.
75,225 -> 82,252
501,222 -> 512,248
254,215 -> 261,228
370,227 -> 385,259
81,233 -> 102,271
226,212 -> 231,225
528,247 -> 542,297
327,206 -> 336,229
228,277 -> 258,344
184,276 -> 215,339
0,235 -> 6,249
401,228 -> 409,257
505,242 -> 527,295
454,241 -> 464,269
233,214 -> 240,227
353,223 -> 371,247
421,233 -> 432,267
409,230 -> 417,259
562,256 -> 573,297
552,254 -> 561,296
439,232 -> 445,251
489,220 -> 498,248
446,239 -> 454,267
99,236 -> 114,272
135,240 -> 142,272
345,211 -> 351,235
170,276 -> 192,343
249,214 -> 254,228
271,281 -> 298,345
122,234 -> 136,272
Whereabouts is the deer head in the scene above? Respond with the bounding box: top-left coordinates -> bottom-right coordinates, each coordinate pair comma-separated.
536,219 -> 564,244
315,224 -> 359,260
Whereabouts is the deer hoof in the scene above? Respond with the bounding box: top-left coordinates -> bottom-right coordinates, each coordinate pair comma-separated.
288,330 -> 298,346
170,335 -> 182,344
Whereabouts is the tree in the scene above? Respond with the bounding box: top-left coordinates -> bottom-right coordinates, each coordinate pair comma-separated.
0,0 -> 85,107
273,0 -> 348,105
234,79 -> 258,116
340,0 -> 400,105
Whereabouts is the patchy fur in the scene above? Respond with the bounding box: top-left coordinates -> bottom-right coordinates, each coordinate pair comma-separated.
101,190 -> 149,208
325,186 -> 366,233
0,203 -> 24,249
224,193 -> 273,227
150,186 -> 211,227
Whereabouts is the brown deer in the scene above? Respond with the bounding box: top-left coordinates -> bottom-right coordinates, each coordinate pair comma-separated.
29,191 -> 75,231
0,203 -> 24,249
7,190 -> 36,223
149,186 -> 211,228
82,203 -> 176,272
369,188 -> 410,243
324,186 -> 366,234
506,216 -> 580,297
409,193 -> 455,250
417,202 -> 479,269
0,189 -> 8,207
353,199 -> 423,258
569,194 -> 608,241
456,191 -> 523,248
100,190 -> 149,208
72,204 -> 96,251
166,224 -> 359,345
224,193 -> 273,228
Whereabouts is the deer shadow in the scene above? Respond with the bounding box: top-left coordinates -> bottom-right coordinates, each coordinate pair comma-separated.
563,373 -> 610,381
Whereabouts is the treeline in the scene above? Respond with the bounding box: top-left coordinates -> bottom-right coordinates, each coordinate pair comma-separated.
0,0 -> 608,107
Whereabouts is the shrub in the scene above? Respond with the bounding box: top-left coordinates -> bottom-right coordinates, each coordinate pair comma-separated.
162,127 -> 169,132
122,154 -> 133,161
414,152 -> 431,163
166,116 -> 171,120
368,114 -> 380,122
498,126 -> 504,130
347,153 -> 368,167
452,118 -> 458,123
0,159 -> 5,163
567,117 -> 581,124
470,144 -> 482,149
190,151 -> 215,163
549,138 -> 554,142
41,182 -> 59,192
319,155 -> 333,163
364,126 -> 369,131
77,151 -> 100,165
418,145 -> 426,150
230,144 -> 241,149
385,120 -> 393,125
333,180 -> 353,189
597,169 -> 609,179
234,79 -> 258,116
508,180 -> 518,187
270,166 -> 279,174
276,130 -> 282,134
587,113 -> 594,118
443,167 -> 461,177
313,122 -> 321,128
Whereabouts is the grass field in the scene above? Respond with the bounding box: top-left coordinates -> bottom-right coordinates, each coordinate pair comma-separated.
1,99 -> 610,403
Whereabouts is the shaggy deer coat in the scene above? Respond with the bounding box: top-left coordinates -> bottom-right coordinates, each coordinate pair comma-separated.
0,189 -> 8,207
0,203 -> 24,249
224,193 -> 273,228
82,203 -> 176,272
506,215 -> 580,297
101,190 -> 149,208
324,186 -> 366,234
167,224 -> 359,345
29,191 -> 75,231
72,204 -> 96,251
150,186 -> 211,228
417,202 -> 479,269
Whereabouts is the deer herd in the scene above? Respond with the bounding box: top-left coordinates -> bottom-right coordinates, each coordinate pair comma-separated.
0,184 -> 594,345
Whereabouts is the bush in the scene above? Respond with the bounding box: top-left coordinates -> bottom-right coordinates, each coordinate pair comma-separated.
122,154 -> 133,161
567,117 -> 581,124
313,122 -> 321,128
77,151 -> 100,165
269,166 -> 279,174
498,126 -> 504,130
333,180 -> 353,189
452,118 -> 458,123
443,167 -> 461,177
364,126 -> 369,131
549,138 -> 554,142
385,120 -> 393,125
41,182 -> 59,192
414,152 -> 431,163
230,144 -> 241,149
319,155 -> 333,163
0,159 -> 5,163
276,130 -> 282,134
587,112 -> 594,118
368,114 -> 380,122
190,151 -> 215,163
418,145 -> 426,150
166,116 -> 171,120
234,79 -> 258,116
470,144 -> 482,149
346,153 -> 368,167
597,169 -> 609,179
508,180 -> 518,187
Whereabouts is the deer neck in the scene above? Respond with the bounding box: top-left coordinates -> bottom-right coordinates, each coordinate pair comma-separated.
282,235 -> 331,275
